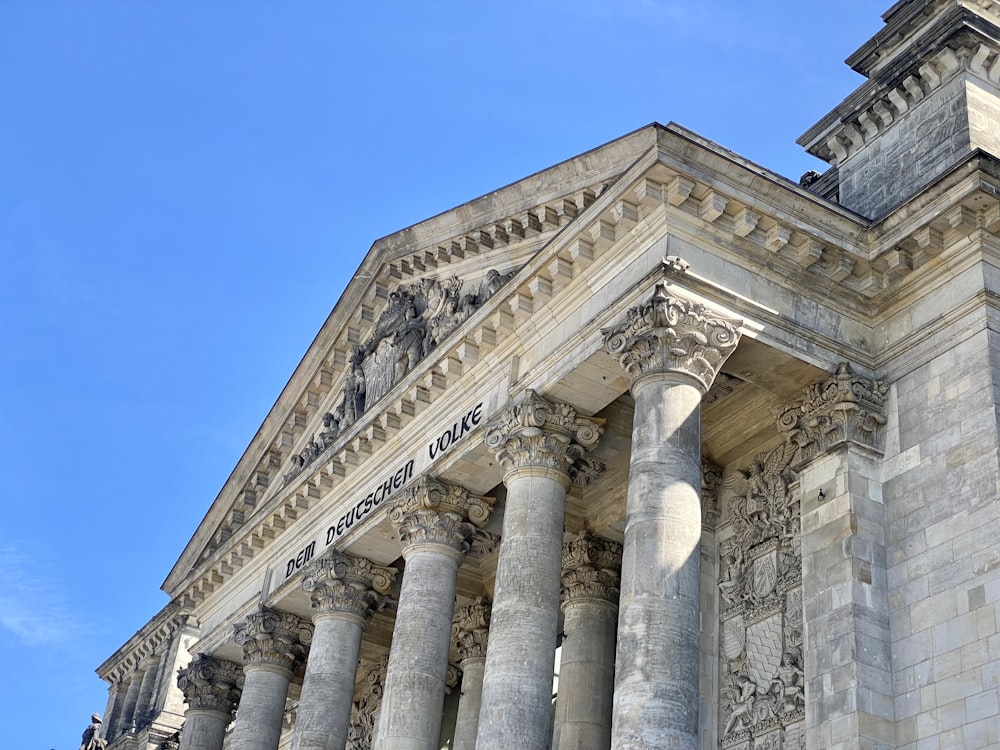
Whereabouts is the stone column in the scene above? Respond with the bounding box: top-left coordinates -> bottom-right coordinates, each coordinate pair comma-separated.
451,596 -> 491,750
102,680 -> 128,741
176,654 -> 242,750
476,390 -> 604,750
134,652 -> 162,729
552,533 -> 622,750
230,608 -> 313,750
291,551 -> 396,750
376,476 -> 494,750
117,670 -> 143,736
603,277 -> 740,749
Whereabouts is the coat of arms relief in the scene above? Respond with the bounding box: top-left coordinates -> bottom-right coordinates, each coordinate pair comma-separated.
718,442 -> 804,750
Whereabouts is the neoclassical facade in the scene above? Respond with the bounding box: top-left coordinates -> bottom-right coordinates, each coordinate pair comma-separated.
96,2 -> 1000,748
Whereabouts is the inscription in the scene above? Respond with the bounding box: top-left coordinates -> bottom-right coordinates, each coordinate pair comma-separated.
283,399 -> 485,578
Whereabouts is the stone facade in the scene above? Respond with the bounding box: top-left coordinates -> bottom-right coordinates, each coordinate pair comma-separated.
95,3 -> 1000,749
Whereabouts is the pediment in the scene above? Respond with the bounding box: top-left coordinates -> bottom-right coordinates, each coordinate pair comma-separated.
163,126 -> 660,598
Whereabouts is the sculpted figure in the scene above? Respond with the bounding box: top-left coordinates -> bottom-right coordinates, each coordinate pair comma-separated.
80,715 -> 107,750
320,407 -> 342,445
773,652 -> 805,713
723,675 -> 757,735
719,545 -> 746,607
393,302 -> 425,381
342,346 -> 366,426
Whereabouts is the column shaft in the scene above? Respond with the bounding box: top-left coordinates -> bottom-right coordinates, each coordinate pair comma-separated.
477,471 -> 565,750
179,709 -> 231,750
553,600 -> 618,750
452,658 -> 485,750
612,377 -> 703,748
134,656 -> 162,728
117,673 -> 143,735
377,548 -> 460,750
293,616 -> 363,750
229,666 -> 291,750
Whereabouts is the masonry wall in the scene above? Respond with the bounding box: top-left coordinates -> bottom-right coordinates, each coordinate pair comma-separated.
882,324 -> 1000,749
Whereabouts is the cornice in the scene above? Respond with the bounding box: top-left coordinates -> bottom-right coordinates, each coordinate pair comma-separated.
96,603 -> 191,683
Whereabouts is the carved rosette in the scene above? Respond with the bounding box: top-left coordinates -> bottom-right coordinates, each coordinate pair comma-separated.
561,532 -> 623,605
484,389 -> 605,486
388,476 -> 495,555
301,551 -> 397,624
445,663 -> 461,695
233,608 -> 313,673
452,596 -> 491,661
777,363 -> 889,468
602,281 -> 741,393
176,653 -> 242,714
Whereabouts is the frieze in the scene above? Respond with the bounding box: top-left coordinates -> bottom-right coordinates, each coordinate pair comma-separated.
776,362 -> 888,468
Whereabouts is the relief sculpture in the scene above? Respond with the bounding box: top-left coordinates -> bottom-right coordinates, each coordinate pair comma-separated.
284,268 -> 515,483
719,442 -> 804,750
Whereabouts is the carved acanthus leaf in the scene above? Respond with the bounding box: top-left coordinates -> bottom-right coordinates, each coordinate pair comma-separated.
776,362 -> 888,467
561,532 -> 623,605
388,476 -> 494,554
233,608 -> 313,671
348,655 -> 389,750
453,596 -> 491,661
176,654 -> 242,714
301,551 -> 397,621
484,390 -> 605,485
602,280 -> 741,392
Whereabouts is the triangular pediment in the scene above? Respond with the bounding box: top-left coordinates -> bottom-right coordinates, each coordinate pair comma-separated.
163,125 -> 660,598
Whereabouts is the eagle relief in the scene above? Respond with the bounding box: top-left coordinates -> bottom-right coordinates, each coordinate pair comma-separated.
719,442 -> 804,750
284,269 -> 515,483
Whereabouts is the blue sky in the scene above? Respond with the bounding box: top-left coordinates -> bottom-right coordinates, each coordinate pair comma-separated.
2,1 -> 882,746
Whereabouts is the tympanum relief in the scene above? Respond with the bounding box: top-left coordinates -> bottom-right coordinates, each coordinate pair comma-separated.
285,269 -> 515,483
719,443 -> 804,750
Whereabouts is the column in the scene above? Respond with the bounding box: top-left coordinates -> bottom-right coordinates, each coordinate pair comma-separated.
348,655 -> 389,750
230,608 -> 313,750
451,596 -> 491,750
552,533 -> 622,750
117,670 -> 143,736
376,476 -> 494,750
176,654 -> 242,750
134,652 -> 162,729
102,680 -> 128,741
476,390 -> 604,750
603,277 -> 740,749
291,551 -> 396,750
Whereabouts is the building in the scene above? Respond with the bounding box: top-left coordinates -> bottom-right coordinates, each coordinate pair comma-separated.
94,1 -> 1000,748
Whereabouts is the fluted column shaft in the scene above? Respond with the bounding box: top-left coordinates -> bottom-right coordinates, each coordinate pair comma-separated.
292,552 -> 395,750
552,534 -> 622,750
603,278 -> 740,750
230,609 -> 312,750
477,390 -> 604,750
377,477 -> 493,750
117,672 -> 143,736
177,654 -> 242,750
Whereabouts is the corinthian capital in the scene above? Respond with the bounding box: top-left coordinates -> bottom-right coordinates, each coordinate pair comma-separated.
603,282 -> 741,393
388,476 -> 495,556
777,362 -> 889,468
484,390 -> 605,486
452,596 -> 491,661
561,532 -> 623,605
233,607 -> 313,672
301,551 -> 396,625
176,653 -> 242,714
